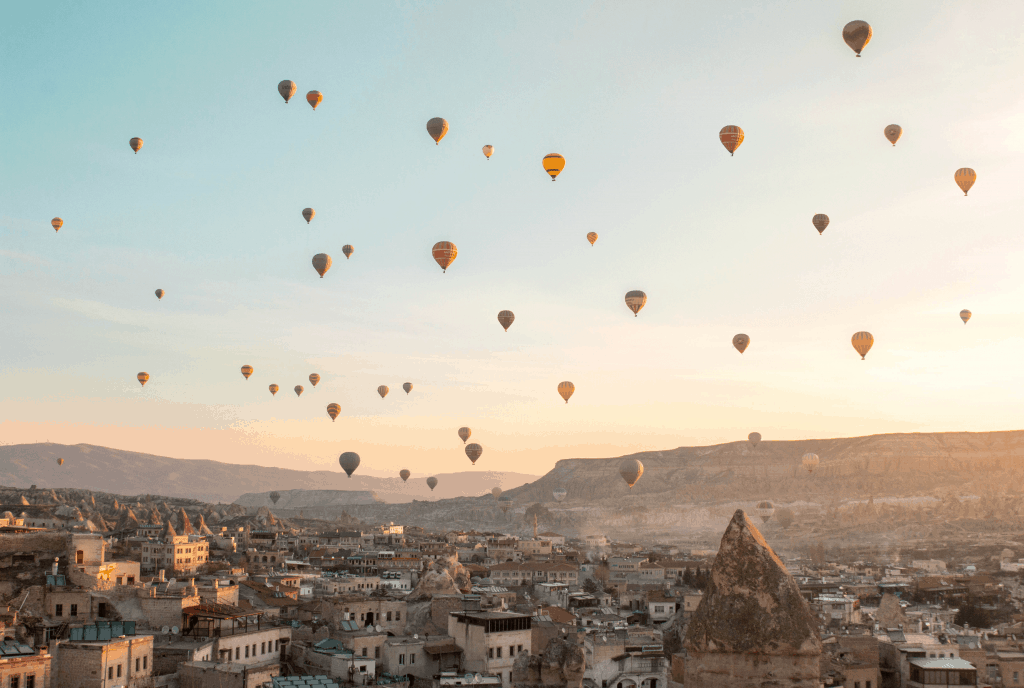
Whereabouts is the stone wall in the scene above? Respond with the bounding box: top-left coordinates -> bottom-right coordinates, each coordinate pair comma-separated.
0,533 -> 66,555
684,651 -> 820,688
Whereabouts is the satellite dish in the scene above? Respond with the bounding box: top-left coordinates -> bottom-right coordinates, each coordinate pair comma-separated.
375,625 -> 383,632
171,626 -> 179,634
168,578 -> 176,585
161,626 -> 170,633
413,634 -> 419,640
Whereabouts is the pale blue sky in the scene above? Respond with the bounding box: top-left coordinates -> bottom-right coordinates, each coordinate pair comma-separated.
3,1 -> 1024,477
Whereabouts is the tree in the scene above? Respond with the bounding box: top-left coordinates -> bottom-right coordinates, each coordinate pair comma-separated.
582,578 -> 602,594
682,567 -> 694,587
954,599 -> 991,628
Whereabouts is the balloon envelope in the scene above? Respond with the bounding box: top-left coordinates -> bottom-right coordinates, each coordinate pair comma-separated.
802,453 -> 820,473
719,126 -> 744,155
465,443 -> 483,464
733,334 -> 750,354
294,385 -> 304,397
377,385 -> 389,399
543,154 -> 565,181
312,253 -> 332,278
241,365 -> 253,380
427,118 -> 449,144
403,382 -> 413,394
587,232 -> 598,246
342,245 -> 354,259
400,469 -> 411,482
748,432 -> 761,448
619,458 -> 644,488
339,452 -> 360,477
57,458 -> 64,466
51,218 -> 63,232
137,372 -> 149,386
458,427 -> 471,443
812,214 -> 829,235
269,491 -> 281,505
851,331 -> 874,359
497,310 -> 515,332
278,80 -> 297,103
491,487 -> 502,499
327,403 -> 340,422
625,290 -> 647,317
269,384 -> 279,395
960,309 -> 972,324
129,137 -> 143,153
155,289 -> 165,300
432,242 -> 457,272
553,488 -> 567,502
302,208 -> 315,224
426,476 -> 438,491
884,124 -> 902,146
482,145 -> 494,159
955,168 -> 977,196
309,373 -> 320,387
754,500 -> 775,523
842,20 -> 872,56
557,381 -> 575,403
306,90 -> 323,110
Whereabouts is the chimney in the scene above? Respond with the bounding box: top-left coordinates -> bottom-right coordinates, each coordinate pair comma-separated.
158,569 -> 166,582
52,558 -> 59,576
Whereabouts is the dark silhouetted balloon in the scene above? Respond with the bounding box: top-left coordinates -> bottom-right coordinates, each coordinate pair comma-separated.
465,443 -> 483,465
339,452 -> 360,477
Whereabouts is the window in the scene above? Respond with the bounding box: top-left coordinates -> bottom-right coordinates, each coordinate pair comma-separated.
25,677 -> 34,688
10,678 -> 18,688
236,648 -> 240,660
275,640 -> 279,651
252,644 -> 257,656
399,654 -> 406,665
854,683 -> 860,688
375,647 -> 380,659
55,604 -> 62,617
117,664 -> 122,677
108,667 -> 114,680
143,657 -> 147,670
518,645 -> 523,653
245,646 -> 249,658
261,642 -> 266,654
396,611 -> 401,620
488,648 -> 494,659
136,658 -> 140,672
362,648 -> 367,657
387,611 -> 392,621
411,653 -> 415,664
360,665 -> 367,673
496,647 -> 502,658
76,550 -> 84,564
866,682 -> 871,688
70,604 -> 77,617
1014,672 -> 1019,683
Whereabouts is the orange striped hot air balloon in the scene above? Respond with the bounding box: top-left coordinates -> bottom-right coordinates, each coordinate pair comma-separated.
342,245 -> 354,259
842,20 -> 872,56
278,80 -> 297,103
155,289 -> 165,300
312,253 -> 332,278
497,310 -> 515,332
427,118 -> 449,144
432,242 -> 457,273
129,137 -> 143,154
377,385 -> 389,399
851,331 -> 874,359
294,385 -> 304,397
587,232 -> 598,246
732,334 -> 750,354
543,154 -> 565,181
719,126 -> 744,156
884,124 -> 902,146
137,372 -> 150,387
812,214 -> 830,235
960,309 -> 972,324
557,381 -> 575,403
269,384 -> 279,396
327,403 -> 340,422
625,291 -> 647,317
309,373 -> 320,387
955,168 -> 976,196
51,218 -> 63,233
306,90 -> 323,110
241,365 -> 253,380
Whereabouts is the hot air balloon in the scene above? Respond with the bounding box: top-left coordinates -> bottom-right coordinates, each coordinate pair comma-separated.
587,232 -> 598,246
403,382 -> 413,395
754,500 -> 775,523
851,331 -> 874,359
270,491 -> 281,505
625,291 -> 647,317
306,91 -> 323,110
748,432 -> 761,449
884,124 -> 902,146
327,403 -> 340,422
842,20 -> 872,56
377,385 -> 389,399
458,427 -> 471,444
51,218 -> 63,233
960,309 -> 972,324
278,80 -> 297,103
619,458 -> 644,489
312,253 -> 332,278
812,214 -> 829,235
269,384 -> 279,396
137,372 -> 149,387
465,443 -> 483,465
432,242 -> 457,273
241,365 -> 253,380
57,458 -> 64,466
426,476 -> 438,491
339,452 -> 360,478
427,118 -> 449,145
497,310 -> 515,332
309,373 -> 320,387
553,488 -> 567,503
342,245 -> 354,259
802,453 -> 819,474
719,126 -> 744,156
482,145 -> 494,160
294,385 -> 304,397
129,137 -> 143,154
543,154 -> 565,181
491,487 -> 502,499
955,168 -> 977,196
557,381 -> 575,403
155,289 -> 164,300
400,469 -> 411,482
733,334 -> 750,354
302,208 -> 315,224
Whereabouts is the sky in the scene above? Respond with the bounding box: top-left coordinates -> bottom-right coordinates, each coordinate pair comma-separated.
2,1 -> 1024,478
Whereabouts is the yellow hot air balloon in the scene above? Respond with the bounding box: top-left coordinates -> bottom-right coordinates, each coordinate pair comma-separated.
155,289 -> 165,300
129,137 -> 143,154
377,385 -> 389,399
619,458 -> 644,488
458,427 -> 471,443
802,452 -> 819,474
557,381 -> 575,404
400,469 -> 411,482
403,382 -> 413,394
482,145 -> 494,160
732,334 -> 750,354
587,232 -> 598,246
851,331 -> 874,359
842,20 -> 872,56
57,458 -> 64,466
427,118 -> 449,145
465,443 -> 483,465
241,365 -> 254,380
312,253 -> 332,278
812,214 -> 829,235
294,385 -> 304,397
884,124 -> 902,146
960,309 -> 972,324
278,80 -> 297,103
497,310 -> 515,332
342,245 -> 354,260
306,90 -> 323,110
302,208 -> 315,224
137,372 -> 149,387
748,432 -> 761,449
309,373 -> 320,387
625,291 -> 647,317
51,218 -> 63,233
955,168 -> 976,196
719,126 -> 744,156
432,242 -> 457,273
269,384 -> 279,396
327,403 -> 340,422
543,154 -> 565,181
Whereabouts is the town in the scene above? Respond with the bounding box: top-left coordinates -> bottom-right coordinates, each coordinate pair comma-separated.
0,486 -> 1018,687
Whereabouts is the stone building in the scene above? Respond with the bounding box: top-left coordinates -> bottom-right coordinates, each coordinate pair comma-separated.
55,632 -> 154,687
136,522 -> 210,574
683,510 -> 822,688
448,611 -> 532,688
0,640 -> 52,688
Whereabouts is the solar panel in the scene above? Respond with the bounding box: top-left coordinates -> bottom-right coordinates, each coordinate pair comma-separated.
69,628 -> 83,641
98,628 -> 112,641
83,627 -> 98,641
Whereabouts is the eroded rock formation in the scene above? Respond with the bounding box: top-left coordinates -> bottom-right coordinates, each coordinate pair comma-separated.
511,637 -> 584,688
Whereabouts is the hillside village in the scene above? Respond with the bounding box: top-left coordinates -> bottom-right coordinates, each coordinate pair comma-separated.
0,486 -> 1021,687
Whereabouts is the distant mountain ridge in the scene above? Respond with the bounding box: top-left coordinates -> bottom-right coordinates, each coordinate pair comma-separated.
0,443 -> 541,505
